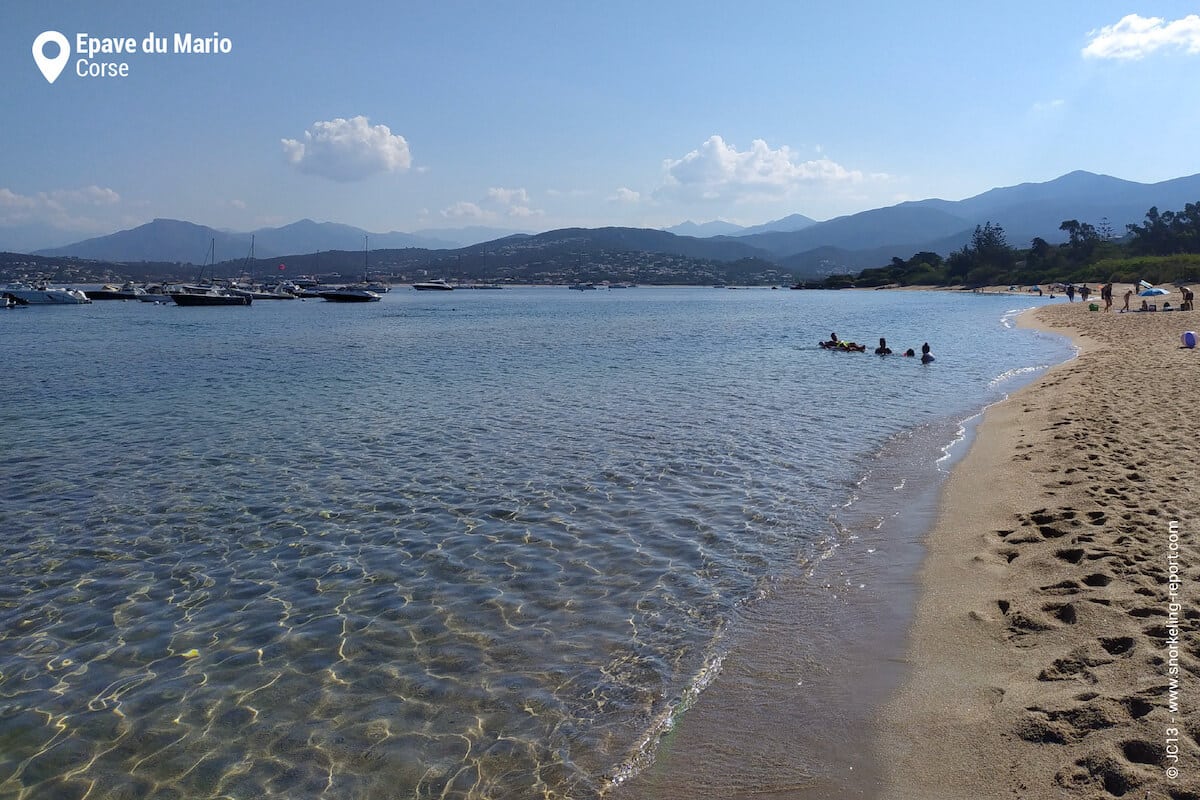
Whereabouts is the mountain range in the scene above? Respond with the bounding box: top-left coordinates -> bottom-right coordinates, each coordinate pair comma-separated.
31,221 -> 530,262
24,171 -> 1200,274
663,213 -> 817,237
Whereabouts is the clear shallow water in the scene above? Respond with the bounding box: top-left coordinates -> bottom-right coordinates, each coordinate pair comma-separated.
0,288 -> 1071,799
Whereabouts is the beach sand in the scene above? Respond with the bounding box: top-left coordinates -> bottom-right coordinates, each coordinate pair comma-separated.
880,287 -> 1200,798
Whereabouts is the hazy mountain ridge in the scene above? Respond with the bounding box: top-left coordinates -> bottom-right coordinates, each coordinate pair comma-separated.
32,219 -> 529,262
24,171 -> 1200,273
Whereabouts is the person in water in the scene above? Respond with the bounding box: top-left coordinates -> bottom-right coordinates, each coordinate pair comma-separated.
904,348 -> 916,357
875,337 -> 892,355
920,342 -> 935,363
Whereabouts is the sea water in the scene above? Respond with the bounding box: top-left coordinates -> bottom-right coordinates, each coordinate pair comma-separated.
0,288 -> 1072,799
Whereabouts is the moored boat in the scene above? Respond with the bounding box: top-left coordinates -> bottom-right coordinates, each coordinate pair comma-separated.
412,278 -> 454,291
86,282 -> 145,300
2,281 -> 91,304
319,285 -> 381,302
171,287 -> 252,306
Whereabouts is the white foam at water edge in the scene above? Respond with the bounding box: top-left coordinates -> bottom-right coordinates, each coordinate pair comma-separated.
988,365 -> 1044,389
936,412 -> 977,466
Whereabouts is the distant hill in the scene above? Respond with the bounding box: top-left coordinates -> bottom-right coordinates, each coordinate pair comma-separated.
664,213 -> 818,238
510,227 -> 772,262
410,226 -> 533,248
26,171 -> 1200,273
737,171 -> 1200,268
35,219 -> 256,263
664,220 -> 746,237
35,219 -> 527,262
735,213 -> 818,236
249,219 -> 457,254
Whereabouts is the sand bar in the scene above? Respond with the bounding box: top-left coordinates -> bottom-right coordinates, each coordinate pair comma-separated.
880,286 -> 1199,798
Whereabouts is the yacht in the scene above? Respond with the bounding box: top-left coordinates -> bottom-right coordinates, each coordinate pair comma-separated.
2,281 -> 91,304
85,281 -> 145,301
412,278 -> 454,291
171,287 -> 253,307
171,286 -> 252,306
318,285 -> 381,302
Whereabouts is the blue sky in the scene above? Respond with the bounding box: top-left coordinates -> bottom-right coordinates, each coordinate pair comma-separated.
3,1 -> 1200,249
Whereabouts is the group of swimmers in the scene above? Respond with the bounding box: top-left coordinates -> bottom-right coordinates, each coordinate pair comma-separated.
819,333 -> 934,362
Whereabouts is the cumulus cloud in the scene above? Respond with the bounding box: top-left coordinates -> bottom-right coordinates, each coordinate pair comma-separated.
661,135 -> 875,202
281,116 -> 412,181
441,187 -> 543,220
0,185 -> 122,229
609,187 -> 641,203
1030,98 -> 1065,114
1083,14 -> 1200,60
441,201 -> 487,220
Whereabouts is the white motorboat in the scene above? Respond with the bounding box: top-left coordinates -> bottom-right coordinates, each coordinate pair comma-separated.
2,281 -> 92,304
412,278 -> 454,291
85,281 -> 145,300
171,285 -> 252,306
319,284 -> 381,302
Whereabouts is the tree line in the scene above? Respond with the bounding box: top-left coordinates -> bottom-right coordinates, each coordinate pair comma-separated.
818,200 -> 1200,289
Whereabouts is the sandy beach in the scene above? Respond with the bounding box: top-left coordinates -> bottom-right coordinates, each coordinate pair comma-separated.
881,286 -> 1199,798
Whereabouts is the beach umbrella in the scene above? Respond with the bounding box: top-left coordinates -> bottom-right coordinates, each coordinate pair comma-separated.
1139,287 -> 1169,296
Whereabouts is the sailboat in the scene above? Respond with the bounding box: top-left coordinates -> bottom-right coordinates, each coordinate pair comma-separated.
172,239 -> 252,306
228,236 -> 297,299
319,236 -> 382,302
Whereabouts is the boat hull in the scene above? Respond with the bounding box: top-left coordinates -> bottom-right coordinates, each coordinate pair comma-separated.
319,290 -> 380,302
3,286 -> 92,304
85,290 -> 140,300
171,292 -> 252,306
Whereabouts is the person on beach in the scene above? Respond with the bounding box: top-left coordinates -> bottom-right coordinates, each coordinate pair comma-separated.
1183,287 -> 1194,311
1123,288 -> 1132,311
920,342 -> 934,363
1079,284 -> 1090,302
1102,282 -> 1113,311
875,337 -> 892,355
1066,284 -> 1075,302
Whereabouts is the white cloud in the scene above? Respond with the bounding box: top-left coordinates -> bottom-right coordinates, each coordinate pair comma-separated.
1030,98 -> 1065,114
661,135 -> 877,202
546,188 -> 590,198
609,187 -> 641,203
486,187 -> 529,206
0,185 -> 122,230
1083,14 -> 1200,60
441,201 -> 488,220
442,187 -> 543,220
281,116 -> 412,181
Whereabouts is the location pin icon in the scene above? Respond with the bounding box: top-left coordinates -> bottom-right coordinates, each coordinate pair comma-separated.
32,31 -> 70,84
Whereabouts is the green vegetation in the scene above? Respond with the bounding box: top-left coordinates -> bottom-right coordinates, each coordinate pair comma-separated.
819,201 -> 1200,289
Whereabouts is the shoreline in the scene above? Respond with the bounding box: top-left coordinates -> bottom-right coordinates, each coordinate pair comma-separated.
607,296 -> 1075,799
879,296 -> 1199,797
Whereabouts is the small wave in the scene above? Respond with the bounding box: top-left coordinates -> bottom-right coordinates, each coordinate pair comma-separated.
603,649 -> 727,791
988,364 -> 1044,389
